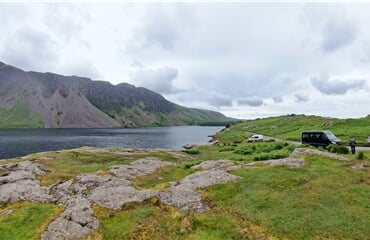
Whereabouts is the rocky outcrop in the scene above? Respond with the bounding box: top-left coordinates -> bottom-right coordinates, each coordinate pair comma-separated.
159,169 -> 241,212
0,157 -> 241,239
0,147 -> 350,239
41,197 -> 99,240
290,148 -> 347,161
0,161 -> 53,203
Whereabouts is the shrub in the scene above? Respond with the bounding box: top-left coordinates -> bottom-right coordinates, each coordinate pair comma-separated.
327,144 -> 349,154
337,146 -> 349,154
233,145 -> 255,155
183,160 -> 203,169
233,142 -> 295,161
182,149 -> 200,155
219,146 -> 235,152
327,144 -> 339,153
356,152 -> 365,160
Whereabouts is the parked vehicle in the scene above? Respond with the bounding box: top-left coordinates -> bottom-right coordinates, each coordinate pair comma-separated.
248,134 -> 264,142
302,130 -> 342,147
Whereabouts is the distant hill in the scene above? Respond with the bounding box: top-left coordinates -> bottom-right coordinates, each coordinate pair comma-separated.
218,114 -> 370,146
0,61 -> 234,128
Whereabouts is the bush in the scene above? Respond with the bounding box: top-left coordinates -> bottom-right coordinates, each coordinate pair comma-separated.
182,149 -> 200,155
233,142 -> 295,161
327,144 -> 349,154
356,152 -> 365,160
219,146 -> 235,152
327,144 -> 339,153
233,145 -> 255,155
183,160 -> 203,169
337,146 -> 349,154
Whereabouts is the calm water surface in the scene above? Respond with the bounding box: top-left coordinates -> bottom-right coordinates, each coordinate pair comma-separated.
0,126 -> 223,160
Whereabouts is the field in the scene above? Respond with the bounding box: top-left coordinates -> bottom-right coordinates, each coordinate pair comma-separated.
0,115 -> 369,239
219,114 -> 370,146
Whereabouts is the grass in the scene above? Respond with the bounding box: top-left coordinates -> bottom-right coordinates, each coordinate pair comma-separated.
220,114 -> 370,146
190,141 -> 296,162
1,115 -> 369,239
34,150 -> 132,185
0,201 -> 64,240
133,165 -> 196,190
0,102 -> 44,128
203,155 -> 370,239
93,204 -> 155,240
29,148 -> 184,186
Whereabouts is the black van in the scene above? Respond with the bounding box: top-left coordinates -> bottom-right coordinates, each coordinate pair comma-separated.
302,130 -> 342,147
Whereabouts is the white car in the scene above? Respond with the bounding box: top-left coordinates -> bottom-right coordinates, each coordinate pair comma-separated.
248,134 -> 264,142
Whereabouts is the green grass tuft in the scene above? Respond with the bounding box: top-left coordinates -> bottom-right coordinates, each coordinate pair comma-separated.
0,202 -> 63,240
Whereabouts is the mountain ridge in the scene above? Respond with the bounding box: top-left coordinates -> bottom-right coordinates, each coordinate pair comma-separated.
0,61 -> 234,128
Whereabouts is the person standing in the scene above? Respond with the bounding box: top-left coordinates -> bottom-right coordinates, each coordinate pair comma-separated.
349,137 -> 356,155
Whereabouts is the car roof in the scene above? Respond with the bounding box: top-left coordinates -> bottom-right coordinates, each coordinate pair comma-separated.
302,130 -> 331,133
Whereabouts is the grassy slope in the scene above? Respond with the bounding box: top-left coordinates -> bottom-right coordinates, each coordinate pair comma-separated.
112,105 -> 237,127
220,114 -> 370,146
0,117 -> 369,239
0,102 -> 44,128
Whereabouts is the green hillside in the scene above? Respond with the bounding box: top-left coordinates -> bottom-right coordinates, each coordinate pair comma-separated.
219,114 -> 370,146
0,102 -> 43,128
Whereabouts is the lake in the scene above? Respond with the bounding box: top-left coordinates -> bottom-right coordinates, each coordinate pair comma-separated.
0,126 -> 223,160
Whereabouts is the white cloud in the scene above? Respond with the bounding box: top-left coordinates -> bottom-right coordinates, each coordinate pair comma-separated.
0,3 -> 370,119
1,27 -> 58,71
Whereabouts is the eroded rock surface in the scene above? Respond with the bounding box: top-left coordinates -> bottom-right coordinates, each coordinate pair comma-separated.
0,161 -> 52,203
160,169 -> 241,212
42,197 -> 99,240
291,148 -> 347,161
1,147 -> 347,239
109,157 -> 174,179
244,158 -> 305,168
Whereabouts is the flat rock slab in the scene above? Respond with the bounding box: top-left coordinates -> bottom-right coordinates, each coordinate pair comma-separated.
109,157 -> 174,179
291,148 -> 347,161
90,184 -> 157,210
244,158 -> 304,168
191,160 -> 235,171
42,197 -> 99,240
0,161 -> 53,203
159,168 -> 241,212
3,147 -> 347,239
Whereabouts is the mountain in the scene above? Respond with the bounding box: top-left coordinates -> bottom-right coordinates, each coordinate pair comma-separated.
0,61 -> 234,128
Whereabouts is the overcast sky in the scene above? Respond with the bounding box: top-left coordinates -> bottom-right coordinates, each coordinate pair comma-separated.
0,2 -> 369,119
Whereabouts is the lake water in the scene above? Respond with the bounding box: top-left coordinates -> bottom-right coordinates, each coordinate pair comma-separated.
0,126 -> 223,160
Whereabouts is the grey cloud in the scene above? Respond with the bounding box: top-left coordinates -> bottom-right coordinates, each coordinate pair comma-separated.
311,73 -> 366,95
170,89 -> 232,108
237,97 -> 264,107
321,22 -> 356,53
192,73 -> 296,103
273,96 -> 283,103
43,5 -> 87,42
1,27 -> 57,70
294,93 -> 309,103
62,59 -> 101,79
130,66 -> 179,94
207,93 -> 233,107
135,6 -> 184,50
